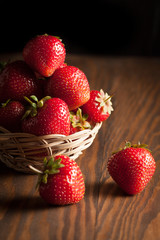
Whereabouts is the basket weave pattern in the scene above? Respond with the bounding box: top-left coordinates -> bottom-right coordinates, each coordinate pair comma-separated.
0,123 -> 102,173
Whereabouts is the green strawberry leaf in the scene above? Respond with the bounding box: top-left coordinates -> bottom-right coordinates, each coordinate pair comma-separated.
39,157 -> 65,185
30,95 -> 38,102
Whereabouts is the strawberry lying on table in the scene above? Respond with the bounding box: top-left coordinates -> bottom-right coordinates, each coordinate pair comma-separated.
107,142 -> 156,195
35,155 -> 85,205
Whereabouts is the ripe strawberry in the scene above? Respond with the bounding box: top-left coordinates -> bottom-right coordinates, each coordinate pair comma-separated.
23,34 -> 66,77
0,100 -> 25,132
81,89 -> 113,123
22,96 -> 70,136
107,142 -> 156,195
57,62 -> 67,69
70,108 -> 91,134
45,66 -> 90,110
0,60 -> 42,103
38,155 -> 85,205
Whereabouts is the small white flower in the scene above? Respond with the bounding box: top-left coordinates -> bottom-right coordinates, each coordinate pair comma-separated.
95,89 -> 114,115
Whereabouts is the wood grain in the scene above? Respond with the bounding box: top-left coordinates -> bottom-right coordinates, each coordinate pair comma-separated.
0,54 -> 160,240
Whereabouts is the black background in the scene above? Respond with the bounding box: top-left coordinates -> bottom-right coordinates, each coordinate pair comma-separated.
0,0 -> 160,56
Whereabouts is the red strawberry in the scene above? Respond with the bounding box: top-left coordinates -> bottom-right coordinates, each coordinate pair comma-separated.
70,108 -> 91,134
0,100 -> 25,132
22,96 -> 70,136
23,34 -> 66,77
45,66 -> 90,110
107,142 -> 156,195
0,60 -> 42,103
57,62 -> 67,69
81,89 -> 113,123
38,155 -> 85,205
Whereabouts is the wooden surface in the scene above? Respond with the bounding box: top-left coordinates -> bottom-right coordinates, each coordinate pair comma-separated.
0,53 -> 160,240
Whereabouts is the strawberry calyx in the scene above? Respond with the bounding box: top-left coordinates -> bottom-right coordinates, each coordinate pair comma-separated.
112,141 -> 151,155
70,108 -> 91,130
95,89 -> 114,115
30,157 -> 65,189
22,95 -> 51,119
124,141 -> 150,150
39,157 -> 64,184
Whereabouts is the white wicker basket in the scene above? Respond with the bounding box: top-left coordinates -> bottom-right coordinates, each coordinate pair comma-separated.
0,123 -> 102,173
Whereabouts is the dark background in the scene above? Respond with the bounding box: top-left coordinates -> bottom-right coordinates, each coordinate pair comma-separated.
0,0 -> 160,56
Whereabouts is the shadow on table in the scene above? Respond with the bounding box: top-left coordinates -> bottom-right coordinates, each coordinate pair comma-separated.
0,161 -> 15,175
85,181 -> 132,198
0,161 -> 28,177
0,194 -> 70,213
0,195 -> 47,212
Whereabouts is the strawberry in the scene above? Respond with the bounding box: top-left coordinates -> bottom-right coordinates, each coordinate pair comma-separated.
81,89 -> 113,123
0,100 -> 25,132
23,34 -> 66,77
57,62 -> 67,69
107,142 -> 156,195
45,66 -> 90,110
37,155 -> 85,205
22,96 -> 70,136
70,108 -> 91,134
0,60 -> 42,103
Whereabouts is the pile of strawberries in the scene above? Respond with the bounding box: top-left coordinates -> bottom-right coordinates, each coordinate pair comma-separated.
0,34 -> 113,135
0,34 -> 156,206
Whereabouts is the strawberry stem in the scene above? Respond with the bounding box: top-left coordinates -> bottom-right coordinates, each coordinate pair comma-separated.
37,96 -> 51,108
22,95 -> 51,119
104,95 -> 113,103
24,96 -> 37,108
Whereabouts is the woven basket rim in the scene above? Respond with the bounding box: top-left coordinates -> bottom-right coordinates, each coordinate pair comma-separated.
0,122 -> 102,173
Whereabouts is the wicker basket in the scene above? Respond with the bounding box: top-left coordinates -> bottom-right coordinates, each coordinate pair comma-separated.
0,123 -> 102,174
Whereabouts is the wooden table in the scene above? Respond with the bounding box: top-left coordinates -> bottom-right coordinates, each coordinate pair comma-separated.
0,53 -> 160,240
